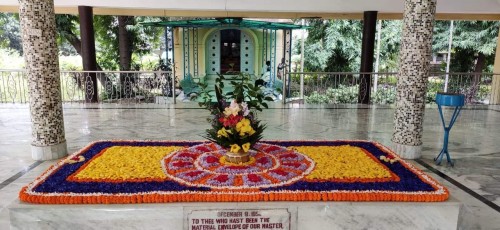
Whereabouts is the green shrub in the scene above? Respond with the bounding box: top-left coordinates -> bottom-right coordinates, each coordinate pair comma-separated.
371,88 -> 396,104
325,85 -> 358,103
305,91 -> 330,104
426,91 -> 437,104
476,85 -> 491,102
305,85 -> 358,104
303,82 -> 445,105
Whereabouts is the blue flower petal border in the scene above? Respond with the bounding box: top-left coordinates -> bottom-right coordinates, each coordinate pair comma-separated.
20,140 -> 449,204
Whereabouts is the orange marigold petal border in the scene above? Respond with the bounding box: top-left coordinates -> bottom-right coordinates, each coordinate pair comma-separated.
19,140 -> 449,204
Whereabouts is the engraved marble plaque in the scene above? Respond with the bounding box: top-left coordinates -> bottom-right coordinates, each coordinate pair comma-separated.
185,208 -> 291,230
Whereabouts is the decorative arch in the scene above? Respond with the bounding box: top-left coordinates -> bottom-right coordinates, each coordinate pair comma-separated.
204,28 -> 258,75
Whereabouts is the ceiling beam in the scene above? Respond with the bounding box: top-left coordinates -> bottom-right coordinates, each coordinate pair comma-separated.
1,6 -> 500,20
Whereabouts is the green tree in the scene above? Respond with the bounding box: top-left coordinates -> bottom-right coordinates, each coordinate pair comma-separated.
324,20 -> 362,72
300,19 -> 402,73
301,19 -> 329,72
433,20 -> 499,102
0,13 -> 22,54
55,14 -> 83,57
94,15 -> 164,71
377,20 -> 402,72
433,20 -> 499,73
302,19 -> 362,72
1,13 -> 164,71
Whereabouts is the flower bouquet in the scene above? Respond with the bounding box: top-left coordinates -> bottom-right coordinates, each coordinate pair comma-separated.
198,73 -> 272,163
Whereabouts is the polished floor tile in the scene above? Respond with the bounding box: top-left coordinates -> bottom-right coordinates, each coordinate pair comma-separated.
0,102 -> 499,229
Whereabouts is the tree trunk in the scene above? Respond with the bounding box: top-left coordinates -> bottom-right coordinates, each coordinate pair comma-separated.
61,31 -> 110,81
117,16 -> 134,97
118,16 -> 133,71
469,52 -> 486,103
473,52 -> 485,83
64,32 -> 82,56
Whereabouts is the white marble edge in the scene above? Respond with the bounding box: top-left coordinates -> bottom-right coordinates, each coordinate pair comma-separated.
8,197 -> 462,230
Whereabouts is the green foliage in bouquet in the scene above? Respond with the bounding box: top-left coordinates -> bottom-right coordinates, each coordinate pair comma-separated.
197,73 -> 273,153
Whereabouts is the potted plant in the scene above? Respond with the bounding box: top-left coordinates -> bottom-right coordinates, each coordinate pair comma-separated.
197,73 -> 273,163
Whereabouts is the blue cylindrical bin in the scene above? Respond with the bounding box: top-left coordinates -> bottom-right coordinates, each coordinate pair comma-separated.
436,93 -> 465,107
434,92 -> 465,166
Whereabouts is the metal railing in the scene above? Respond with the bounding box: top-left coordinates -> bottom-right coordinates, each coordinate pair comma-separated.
285,72 -> 496,105
0,70 -> 496,105
0,69 -> 28,103
0,70 -> 175,104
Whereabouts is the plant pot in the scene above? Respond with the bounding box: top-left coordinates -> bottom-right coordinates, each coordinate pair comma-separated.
224,149 -> 251,164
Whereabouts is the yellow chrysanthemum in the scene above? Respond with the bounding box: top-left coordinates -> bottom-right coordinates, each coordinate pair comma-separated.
230,144 -> 241,153
236,118 -> 251,131
74,146 -> 181,180
217,128 -> 230,138
239,126 -> 255,136
248,129 -> 256,136
290,145 -> 392,180
236,118 -> 255,136
242,142 -> 251,152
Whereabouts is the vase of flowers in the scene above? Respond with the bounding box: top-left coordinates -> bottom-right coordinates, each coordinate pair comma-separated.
197,73 -> 272,164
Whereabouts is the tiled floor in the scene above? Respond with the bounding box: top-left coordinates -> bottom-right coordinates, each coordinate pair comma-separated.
0,102 -> 499,229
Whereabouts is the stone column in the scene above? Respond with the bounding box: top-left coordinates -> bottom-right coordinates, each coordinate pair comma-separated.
392,0 -> 436,159
490,28 -> 500,105
19,0 -> 68,160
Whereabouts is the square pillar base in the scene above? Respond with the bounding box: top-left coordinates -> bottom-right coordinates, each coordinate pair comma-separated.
392,142 -> 422,159
31,141 -> 68,161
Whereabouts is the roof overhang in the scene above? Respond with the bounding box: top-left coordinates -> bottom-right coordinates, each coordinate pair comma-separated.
1,0 -> 500,20
142,18 -> 306,30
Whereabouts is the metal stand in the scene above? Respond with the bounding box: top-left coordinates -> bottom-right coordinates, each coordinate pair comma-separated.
434,93 -> 465,166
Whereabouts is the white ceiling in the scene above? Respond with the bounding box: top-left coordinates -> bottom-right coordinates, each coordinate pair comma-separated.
2,0 -> 500,15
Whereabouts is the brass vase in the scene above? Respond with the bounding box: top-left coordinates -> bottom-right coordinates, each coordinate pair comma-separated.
224,149 -> 250,164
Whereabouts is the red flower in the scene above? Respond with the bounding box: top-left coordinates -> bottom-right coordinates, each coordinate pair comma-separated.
196,146 -> 211,152
178,152 -> 197,159
265,146 -> 281,152
219,115 -> 243,127
185,171 -> 203,178
272,169 -> 289,176
205,156 -> 219,164
213,175 -> 229,183
257,158 -> 269,164
247,174 -> 262,183
172,161 -> 192,167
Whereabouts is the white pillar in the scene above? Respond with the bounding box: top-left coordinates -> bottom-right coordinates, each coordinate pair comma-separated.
392,0 -> 436,159
19,0 -> 67,160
